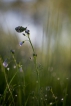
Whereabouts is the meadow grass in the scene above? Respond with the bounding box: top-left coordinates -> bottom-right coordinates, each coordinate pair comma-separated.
0,26 -> 70,106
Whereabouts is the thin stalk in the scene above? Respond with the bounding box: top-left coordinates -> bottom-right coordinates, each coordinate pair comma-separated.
27,35 -> 40,106
23,70 -> 26,105
1,64 -> 15,105
50,88 -> 57,106
63,83 -> 68,106
28,35 -> 35,53
12,54 -> 18,68
2,54 -> 18,105
12,53 -> 26,105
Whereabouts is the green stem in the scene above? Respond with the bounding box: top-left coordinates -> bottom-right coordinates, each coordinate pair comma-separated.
28,35 -> 35,53
2,66 -> 15,105
27,35 -> 40,106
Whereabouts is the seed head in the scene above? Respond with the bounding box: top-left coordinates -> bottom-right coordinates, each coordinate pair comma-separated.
33,53 -> 37,57
15,26 -> 27,33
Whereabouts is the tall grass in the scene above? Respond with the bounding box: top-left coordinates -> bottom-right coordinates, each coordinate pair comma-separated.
0,22 -> 70,106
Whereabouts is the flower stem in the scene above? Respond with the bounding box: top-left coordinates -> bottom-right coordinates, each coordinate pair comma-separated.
27,35 -> 40,106
28,35 -> 35,53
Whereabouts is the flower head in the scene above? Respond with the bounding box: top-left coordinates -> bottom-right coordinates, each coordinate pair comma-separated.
3,59 -> 8,68
46,86 -> 51,91
19,41 -> 24,46
13,65 -> 16,69
19,66 -> 23,72
61,98 -> 64,101
15,26 -> 27,33
18,64 -> 23,72
25,29 -> 30,35
50,102 -> 53,105
7,67 -> 10,71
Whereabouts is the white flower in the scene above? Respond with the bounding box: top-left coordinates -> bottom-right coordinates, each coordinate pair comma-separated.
7,68 -> 10,71
19,67 -> 23,72
50,102 -> 52,105
61,98 -> 64,101
3,59 -> 8,67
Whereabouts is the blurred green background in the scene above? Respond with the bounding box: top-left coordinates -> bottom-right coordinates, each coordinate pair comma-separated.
0,0 -> 71,106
